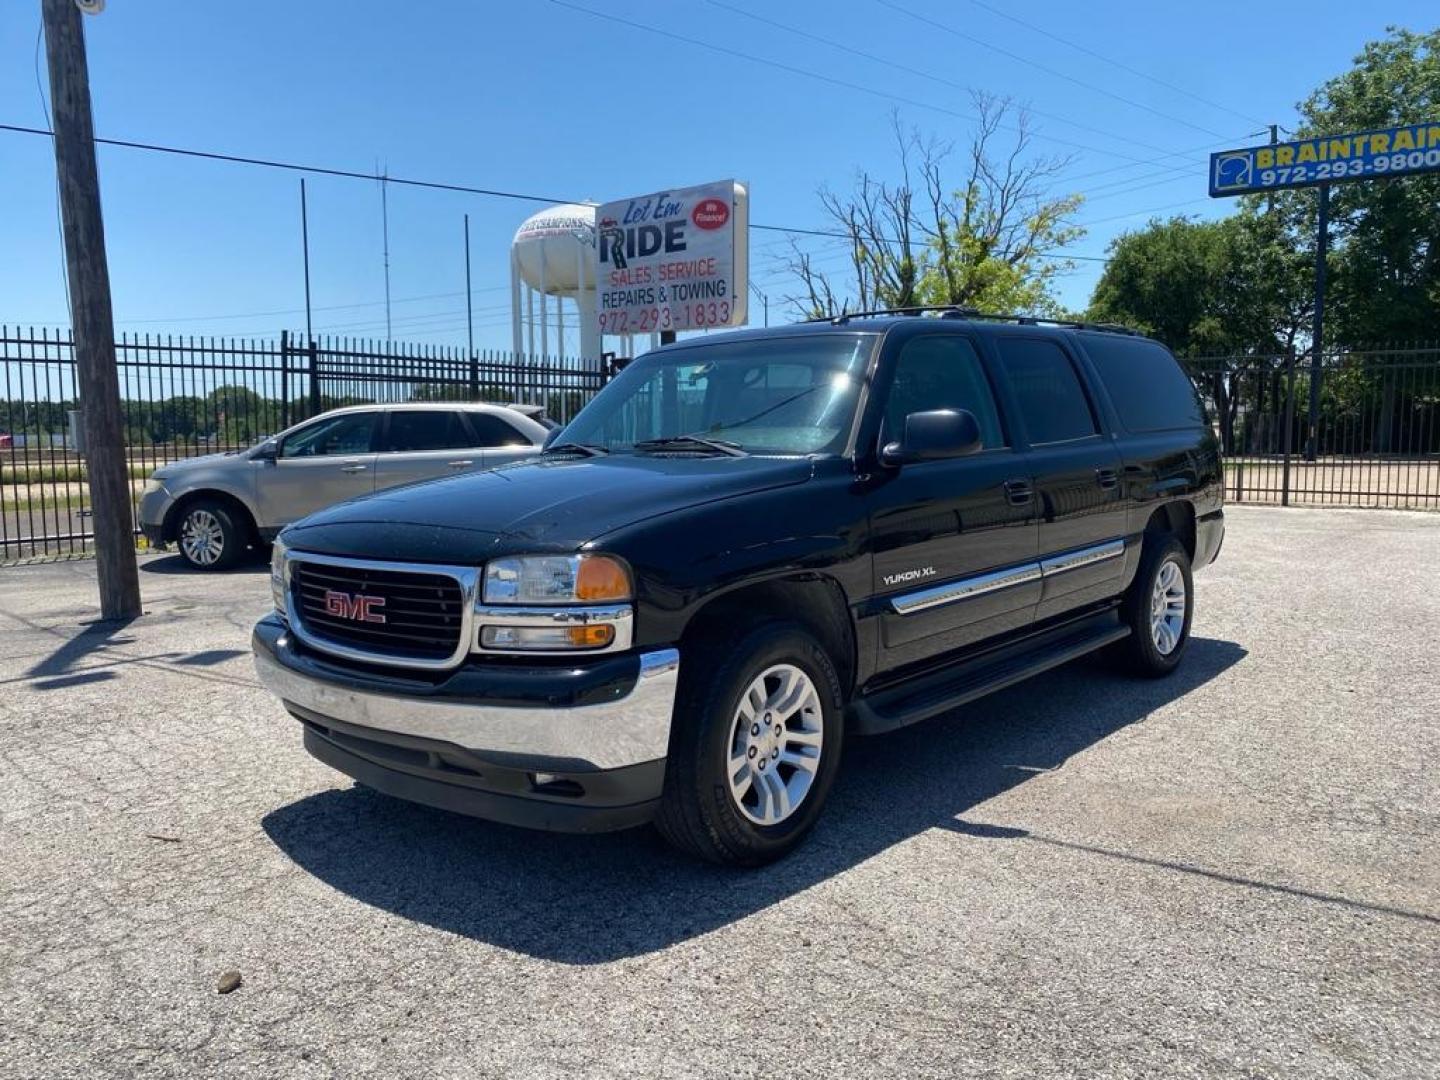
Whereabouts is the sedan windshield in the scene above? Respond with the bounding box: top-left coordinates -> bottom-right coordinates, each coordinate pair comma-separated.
556,334 -> 875,455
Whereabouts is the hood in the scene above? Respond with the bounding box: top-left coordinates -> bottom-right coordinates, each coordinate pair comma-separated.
154,450 -> 247,478
281,453 -> 816,564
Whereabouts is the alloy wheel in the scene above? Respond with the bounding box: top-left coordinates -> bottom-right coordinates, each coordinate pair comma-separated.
180,509 -> 225,567
724,663 -> 824,826
1150,557 -> 1187,655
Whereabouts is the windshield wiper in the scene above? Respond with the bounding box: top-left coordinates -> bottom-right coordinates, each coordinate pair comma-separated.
633,434 -> 748,457
541,441 -> 609,457
709,386 -> 822,433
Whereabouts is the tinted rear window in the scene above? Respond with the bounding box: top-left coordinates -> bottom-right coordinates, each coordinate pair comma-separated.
1081,335 -> 1205,432
384,410 -> 474,452
468,413 -> 530,447
996,338 -> 1098,444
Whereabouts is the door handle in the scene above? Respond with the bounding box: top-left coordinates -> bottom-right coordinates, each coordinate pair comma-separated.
446,459 -> 474,468
1004,479 -> 1033,506
339,463 -> 367,474
1095,467 -> 1119,490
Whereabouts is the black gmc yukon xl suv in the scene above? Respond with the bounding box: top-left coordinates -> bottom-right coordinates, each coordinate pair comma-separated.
253,310 -> 1224,865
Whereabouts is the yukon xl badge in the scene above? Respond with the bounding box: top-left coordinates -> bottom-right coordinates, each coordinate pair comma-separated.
883,566 -> 937,588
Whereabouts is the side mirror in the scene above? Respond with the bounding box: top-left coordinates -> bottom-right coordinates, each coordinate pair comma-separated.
542,428 -> 562,450
880,409 -> 983,467
252,440 -> 278,463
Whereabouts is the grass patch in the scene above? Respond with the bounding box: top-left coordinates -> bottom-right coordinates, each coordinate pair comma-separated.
1,462 -> 157,484
1,494 -> 88,514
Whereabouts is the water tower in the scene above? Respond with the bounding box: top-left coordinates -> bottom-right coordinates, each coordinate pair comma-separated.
510,204 -> 603,367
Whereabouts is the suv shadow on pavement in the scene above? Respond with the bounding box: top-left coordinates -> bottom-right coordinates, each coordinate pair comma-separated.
139,550 -> 270,575
261,637 -> 1245,964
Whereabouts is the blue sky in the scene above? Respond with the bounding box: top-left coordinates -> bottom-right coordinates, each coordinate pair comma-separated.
1,0 -> 1430,352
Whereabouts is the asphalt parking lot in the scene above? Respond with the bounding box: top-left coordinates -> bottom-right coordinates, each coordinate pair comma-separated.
1,505 -> 1437,1079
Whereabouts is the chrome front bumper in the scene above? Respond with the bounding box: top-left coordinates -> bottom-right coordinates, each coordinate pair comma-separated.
253,635 -> 680,772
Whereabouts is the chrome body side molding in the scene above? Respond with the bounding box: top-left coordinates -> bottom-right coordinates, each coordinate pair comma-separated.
889,563 -> 1043,615
888,539 -> 1126,616
1039,538 -> 1125,577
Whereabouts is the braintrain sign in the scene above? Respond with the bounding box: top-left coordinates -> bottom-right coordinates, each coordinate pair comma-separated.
1209,122 -> 1440,197
596,180 -> 749,334
1208,119 -> 1440,463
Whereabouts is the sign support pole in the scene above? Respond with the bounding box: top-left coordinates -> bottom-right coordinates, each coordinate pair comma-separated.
300,178 -> 313,342
41,0 -> 141,620
1306,182 -> 1330,463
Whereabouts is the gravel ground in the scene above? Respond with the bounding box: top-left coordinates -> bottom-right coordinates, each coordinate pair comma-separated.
1,505 -> 1436,1079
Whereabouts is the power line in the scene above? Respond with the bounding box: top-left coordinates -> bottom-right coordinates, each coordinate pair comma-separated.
875,0 -> 1230,139
702,0 -> 1210,166
1074,197 -> 1213,229
102,285 -> 511,326
1080,169 -> 1207,204
960,0 -> 1267,128
0,122 -> 575,205
1060,132 -> 1265,185
0,122 -> 1112,266
545,0 -> 1161,165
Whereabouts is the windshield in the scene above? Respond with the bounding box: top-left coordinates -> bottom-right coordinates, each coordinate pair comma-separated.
557,334 -> 875,455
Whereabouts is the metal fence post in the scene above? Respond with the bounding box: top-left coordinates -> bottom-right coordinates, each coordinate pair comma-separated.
307,338 -> 320,417
468,349 -> 479,402
279,329 -> 290,430
1281,349 -> 1295,507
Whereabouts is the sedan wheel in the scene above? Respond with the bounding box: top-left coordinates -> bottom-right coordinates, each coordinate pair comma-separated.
180,509 -> 225,566
176,500 -> 244,570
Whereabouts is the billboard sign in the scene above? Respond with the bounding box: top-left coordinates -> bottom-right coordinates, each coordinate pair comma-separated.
1209,122 -> 1440,197
596,179 -> 749,334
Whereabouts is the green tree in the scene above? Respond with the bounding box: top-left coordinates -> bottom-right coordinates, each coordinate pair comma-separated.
786,100 -> 1085,317
1087,214 -> 1310,356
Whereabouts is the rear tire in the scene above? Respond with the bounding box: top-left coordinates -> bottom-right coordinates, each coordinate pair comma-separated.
176,499 -> 245,571
655,621 -> 844,866
1112,534 -> 1193,677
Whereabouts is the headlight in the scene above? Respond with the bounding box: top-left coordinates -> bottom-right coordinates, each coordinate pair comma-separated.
483,554 -> 632,605
270,538 -> 289,616
142,476 -> 166,496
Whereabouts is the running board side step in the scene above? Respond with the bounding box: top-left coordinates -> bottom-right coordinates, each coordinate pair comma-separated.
848,614 -> 1131,736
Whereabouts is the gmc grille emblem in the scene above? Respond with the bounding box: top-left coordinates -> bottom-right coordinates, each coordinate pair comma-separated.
323,589 -> 387,624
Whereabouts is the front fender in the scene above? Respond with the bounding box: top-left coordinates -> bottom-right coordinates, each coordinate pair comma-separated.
159,464 -> 262,536
592,466 -> 871,650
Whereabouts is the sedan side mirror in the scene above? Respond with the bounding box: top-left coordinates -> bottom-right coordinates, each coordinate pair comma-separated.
251,439 -> 278,463
880,409 -> 983,467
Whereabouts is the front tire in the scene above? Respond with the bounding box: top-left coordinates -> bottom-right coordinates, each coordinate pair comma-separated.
655,622 -> 844,866
1113,534 -> 1194,677
177,499 -> 245,571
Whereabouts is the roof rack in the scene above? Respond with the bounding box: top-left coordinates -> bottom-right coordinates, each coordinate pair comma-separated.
804,305 -> 1146,337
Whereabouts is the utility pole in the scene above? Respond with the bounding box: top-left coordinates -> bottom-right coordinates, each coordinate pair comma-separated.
300,177 -> 313,341
378,165 -> 392,340
41,0 -> 141,620
464,213 -> 474,355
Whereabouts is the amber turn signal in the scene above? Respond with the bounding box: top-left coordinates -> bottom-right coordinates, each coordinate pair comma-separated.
575,556 -> 632,601
566,624 -> 615,648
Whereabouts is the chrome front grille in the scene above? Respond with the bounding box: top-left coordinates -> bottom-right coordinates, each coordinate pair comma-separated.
286,554 -> 479,669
